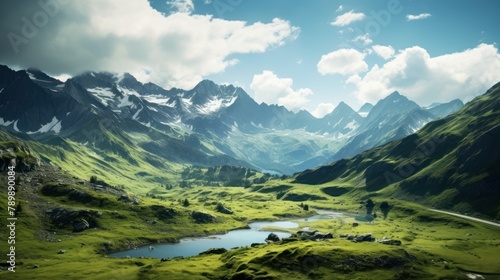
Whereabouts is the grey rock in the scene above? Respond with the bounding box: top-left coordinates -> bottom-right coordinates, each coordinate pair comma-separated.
192,211 -> 217,223
265,233 -> 281,243
199,248 -> 227,255
73,219 -> 90,232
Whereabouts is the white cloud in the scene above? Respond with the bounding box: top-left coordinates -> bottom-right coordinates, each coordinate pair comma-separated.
336,5 -> 344,13
0,0 -> 299,90
167,0 -> 194,14
312,103 -> 335,118
317,49 -> 368,76
352,34 -> 373,45
331,10 -> 365,27
406,13 -> 431,21
250,70 -> 313,111
347,44 -> 500,105
372,45 -> 395,60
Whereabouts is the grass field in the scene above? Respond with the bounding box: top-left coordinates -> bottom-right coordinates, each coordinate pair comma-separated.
1,165 -> 499,280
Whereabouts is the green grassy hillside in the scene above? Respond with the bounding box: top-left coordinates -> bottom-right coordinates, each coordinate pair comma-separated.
294,82 -> 500,220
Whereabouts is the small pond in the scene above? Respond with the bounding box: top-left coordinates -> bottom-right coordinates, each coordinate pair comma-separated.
108,210 -> 354,259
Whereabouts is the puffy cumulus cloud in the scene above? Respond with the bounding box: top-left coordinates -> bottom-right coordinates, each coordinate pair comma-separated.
317,49 -> 368,76
372,45 -> 395,60
352,34 -> 372,46
312,103 -> 335,118
406,13 -> 431,21
167,0 -> 194,14
250,70 -> 313,111
348,44 -> 500,105
330,10 -> 365,27
0,0 -> 299,89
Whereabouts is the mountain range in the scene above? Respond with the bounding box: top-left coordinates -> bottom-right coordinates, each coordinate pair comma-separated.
0,65 -> 464,174
295,82 -> 500,219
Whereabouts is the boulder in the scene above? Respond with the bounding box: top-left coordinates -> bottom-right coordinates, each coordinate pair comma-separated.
46,207 -> 99,230
378,238 -> 402,246
216,205 -> 233,215
133,197 -> 140,205
265,233 -> 281,243
353,233 -> 376,242
57,250 -> 66,254
192,211 -> 217,223
199,248 -> 228,255
73,219 -> 90,232
313,232 -> 333,240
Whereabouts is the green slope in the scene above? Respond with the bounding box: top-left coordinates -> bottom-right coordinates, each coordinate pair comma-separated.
294,82 -> 500,219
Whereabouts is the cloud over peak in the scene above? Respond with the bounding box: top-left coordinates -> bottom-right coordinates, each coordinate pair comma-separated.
251,70 -> 313,111
317,49 -> 368,76
347,44 -> 500,105
0,0 -> 299,90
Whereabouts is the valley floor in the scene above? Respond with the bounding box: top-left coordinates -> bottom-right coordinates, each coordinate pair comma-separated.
1,164 -> 500,280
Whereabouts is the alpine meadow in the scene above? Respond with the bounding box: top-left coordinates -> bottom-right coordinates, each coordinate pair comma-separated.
0,1 -> 499,279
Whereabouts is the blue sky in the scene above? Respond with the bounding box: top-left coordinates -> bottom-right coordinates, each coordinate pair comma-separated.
1,0 -> 499,116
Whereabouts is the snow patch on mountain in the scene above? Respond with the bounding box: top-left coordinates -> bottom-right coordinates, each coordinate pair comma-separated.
118,96 -> 133,108
196,97 -> 224,115
118,86 -> 140,97
143,95 -> 169,105
26,116 -> 61,134
88,87 -> 115,106
13,120 -> 20,132
132,106 -> 143,120
0,117 -> 14,126
344,120 -> 358,130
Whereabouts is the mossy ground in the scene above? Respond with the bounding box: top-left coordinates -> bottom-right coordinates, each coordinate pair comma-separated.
1,167 -> 499,280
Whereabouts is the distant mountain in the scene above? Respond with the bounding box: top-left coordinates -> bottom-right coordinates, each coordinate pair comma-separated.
357,102 -> 373,117
330,92 -> 436,162
0,65 -> 466,174
305,102 -> 363,138
294,82 -> 500,219
425,99 -> 464,119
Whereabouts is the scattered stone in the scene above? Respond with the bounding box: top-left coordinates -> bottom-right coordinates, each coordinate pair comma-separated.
160,258 -> 170,262
133,197 -> 140,205
192,211 -> 217,223
378,239 -> 402,246
251,243 -> 265,247
57,250 -> 66,254
265,233 -> 281,243
33,265 -> 40,269
352,222 -> 359,227
199,248 -> 227,255
215,204 -> 234,215
73,219 -> 90,232
103,241 -> 113,250
293,230 -> 333,241
353,233 -> 375,242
